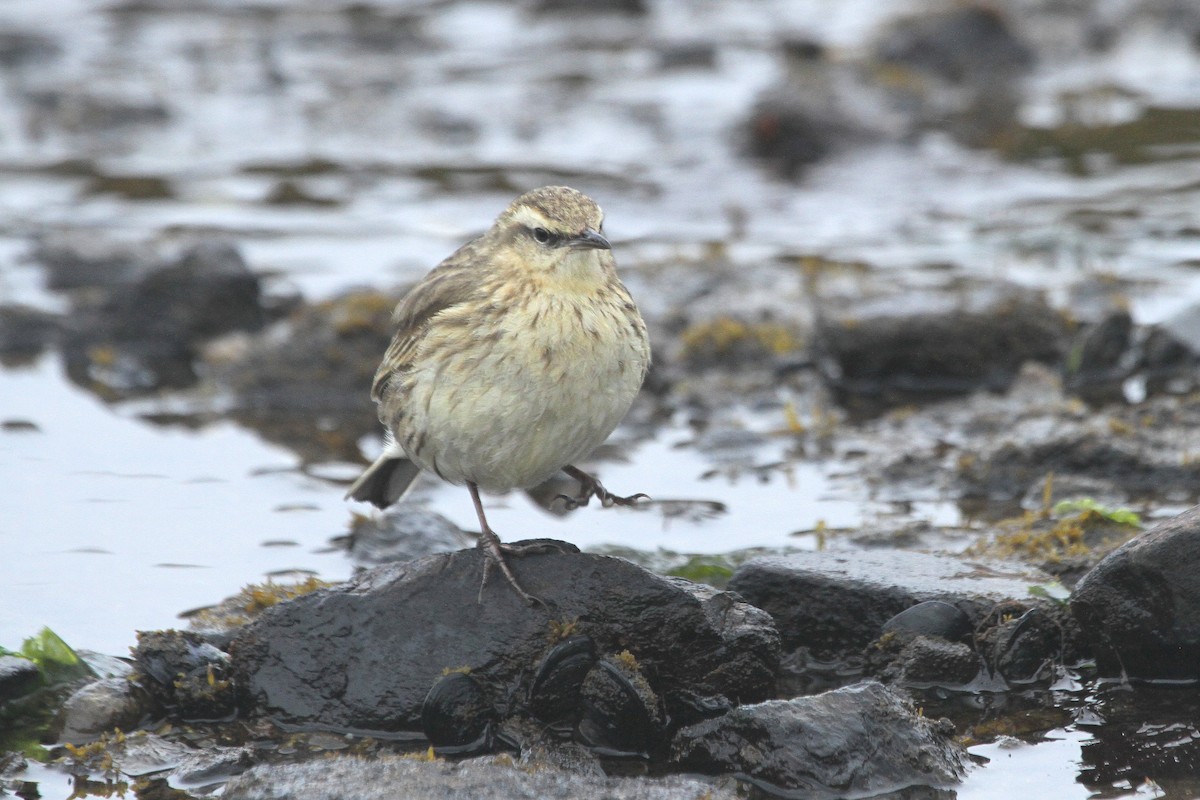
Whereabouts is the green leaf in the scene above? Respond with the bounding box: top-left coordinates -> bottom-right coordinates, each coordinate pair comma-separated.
1052,498 -> 1141,527
15,627 -> 90,684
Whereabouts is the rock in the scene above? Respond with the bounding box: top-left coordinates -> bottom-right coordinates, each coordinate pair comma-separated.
876,636 -> 981,687
0,31 -> 60,68
57,677 -> 157,744
132,630 -> 236,721
873,6 -> 1033,85
222,754 -> 736,800
670,682 -> 966,796
205,289 -> 399,462
231,543 -> 779,738
63,730 -> 191,777
976,605 -> 1066,683
958,427 -> 1200,505
728,549 -> 1051,659
170,745 -> 256,789
0,655 -> 40,703
60,240 -> 266,398
28,232 -> 161,291
341,507 -> 469,566
1063,311 -> 1134,404
0,305 -> 61,365
1070,505 -> 1200,679
815,286 -> 1069,415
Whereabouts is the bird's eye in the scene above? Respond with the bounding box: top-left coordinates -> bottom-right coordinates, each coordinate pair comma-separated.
532,227 -> 553,244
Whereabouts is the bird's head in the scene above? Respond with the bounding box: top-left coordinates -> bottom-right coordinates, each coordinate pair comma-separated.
490,186 -> 614,285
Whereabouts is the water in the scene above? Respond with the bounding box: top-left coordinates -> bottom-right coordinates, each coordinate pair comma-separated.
3,0 -> 1200,797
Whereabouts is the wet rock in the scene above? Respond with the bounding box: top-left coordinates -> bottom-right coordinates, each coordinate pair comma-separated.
0,655 -> 40,703
873,6 -> 1033,85
815,286 -> 1070,415
872,635 -> 981,687
882,600 -> 972,642
533,0 -> 647,15
62,730 -> 191,778
231,543 -> 778,737
1063,310 -> 1134,404
29,233 -> 161,292
60,240 -> 266,398
528,635 -> 597,727
958,427 -> 1200,505
976,605 -> 1066,683
728,549 -> 1051,659
57,677 -> 157,744
170,745 -> 255,789
671,682 -> 966,797
744,40 -> 872,178
0,30 -> 61,68
1070,505 -> 1200,679
340,507 -> 469,566
222,754 -> 735,800
0,305 -> 61,365
132,630 -> 235,721
24,90 -> 170,136
206,289 -> 399,462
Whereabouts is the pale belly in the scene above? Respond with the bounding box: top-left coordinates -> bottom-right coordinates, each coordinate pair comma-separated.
394,297 -> 648,491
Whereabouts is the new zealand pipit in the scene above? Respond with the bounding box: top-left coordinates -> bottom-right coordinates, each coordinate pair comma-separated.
346,186 -> 651,604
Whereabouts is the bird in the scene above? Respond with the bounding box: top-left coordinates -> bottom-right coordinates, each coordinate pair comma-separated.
346,186 -> 651,604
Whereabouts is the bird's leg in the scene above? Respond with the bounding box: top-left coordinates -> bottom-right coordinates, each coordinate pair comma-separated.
558,465 -> 649,510
468,482 -> 548,606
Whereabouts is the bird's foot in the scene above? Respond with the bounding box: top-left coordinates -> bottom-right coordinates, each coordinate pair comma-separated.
558,465 -> 649,510
476,529 -> 565,606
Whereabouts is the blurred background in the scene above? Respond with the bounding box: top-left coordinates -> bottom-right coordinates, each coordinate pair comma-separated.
1,0 -> 1200,794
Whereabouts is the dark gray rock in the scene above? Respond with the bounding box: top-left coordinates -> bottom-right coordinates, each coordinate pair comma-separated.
1070,505 -> 1200,679
670,682 -> 966,797
0,655 -> 40,703
874,6 -> 1033,84
206,288 -> 399,462
0,31 -> 61,68
815,286 -> 1069,415
876,636 -> 981,687
60,240 -> 265,398
977,605 -> 1066,683
133,630 -> 235,721
0,305 -> 61,365
57,677 -> 157,744
222,754 -> 736,800
231,543 -> 779,736
728,549 -> 1050,658
341,507 -> 469,566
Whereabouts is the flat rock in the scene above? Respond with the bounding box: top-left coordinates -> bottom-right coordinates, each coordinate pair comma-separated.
222,754 -> 736,800
1070,505 -> 1200,679
671,681 -> 966,798
815,285 -> 1068,415
231,543 -> 779,735
728,549 -> 1050,657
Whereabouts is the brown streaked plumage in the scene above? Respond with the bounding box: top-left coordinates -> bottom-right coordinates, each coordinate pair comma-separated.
346,186 -> 651,604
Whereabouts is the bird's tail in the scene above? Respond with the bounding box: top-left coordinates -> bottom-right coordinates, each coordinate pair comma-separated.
345,454 -> 422,509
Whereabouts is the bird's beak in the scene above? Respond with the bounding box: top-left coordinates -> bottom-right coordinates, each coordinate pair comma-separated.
569,229 -> 611,251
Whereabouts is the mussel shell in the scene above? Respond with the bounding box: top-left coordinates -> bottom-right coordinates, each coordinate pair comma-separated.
420,671 -> 495,755
528,635 -> 597,726
882,600 -> 971,642
577,658 -> 662,758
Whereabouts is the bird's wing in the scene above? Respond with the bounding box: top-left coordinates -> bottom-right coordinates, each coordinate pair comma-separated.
370,240 -> 484,402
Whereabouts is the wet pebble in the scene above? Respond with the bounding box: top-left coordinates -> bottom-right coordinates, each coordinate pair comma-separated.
57,677 -> 157,744
671,682 -> 966,796
577,657 -> 663,758
815,285 -> 1069,415
1071,504 -> 1200,680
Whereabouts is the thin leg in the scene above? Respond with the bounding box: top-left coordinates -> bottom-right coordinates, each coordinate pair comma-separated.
468,482 -> 543,606
558,465 -> 649,510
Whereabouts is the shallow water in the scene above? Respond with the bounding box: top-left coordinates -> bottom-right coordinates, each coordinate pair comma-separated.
3,0 -> 1200,797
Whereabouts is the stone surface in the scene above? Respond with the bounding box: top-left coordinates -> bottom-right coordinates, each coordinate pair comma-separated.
222,754 -> 736,800
231,544 -> 779,736
1070,505 -> 1200,679
729,549 -> 1049,658
0,655 -> 40,703
815,286 -> 1068,414
57,677 -> 156,744
671,682 -> 966,798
